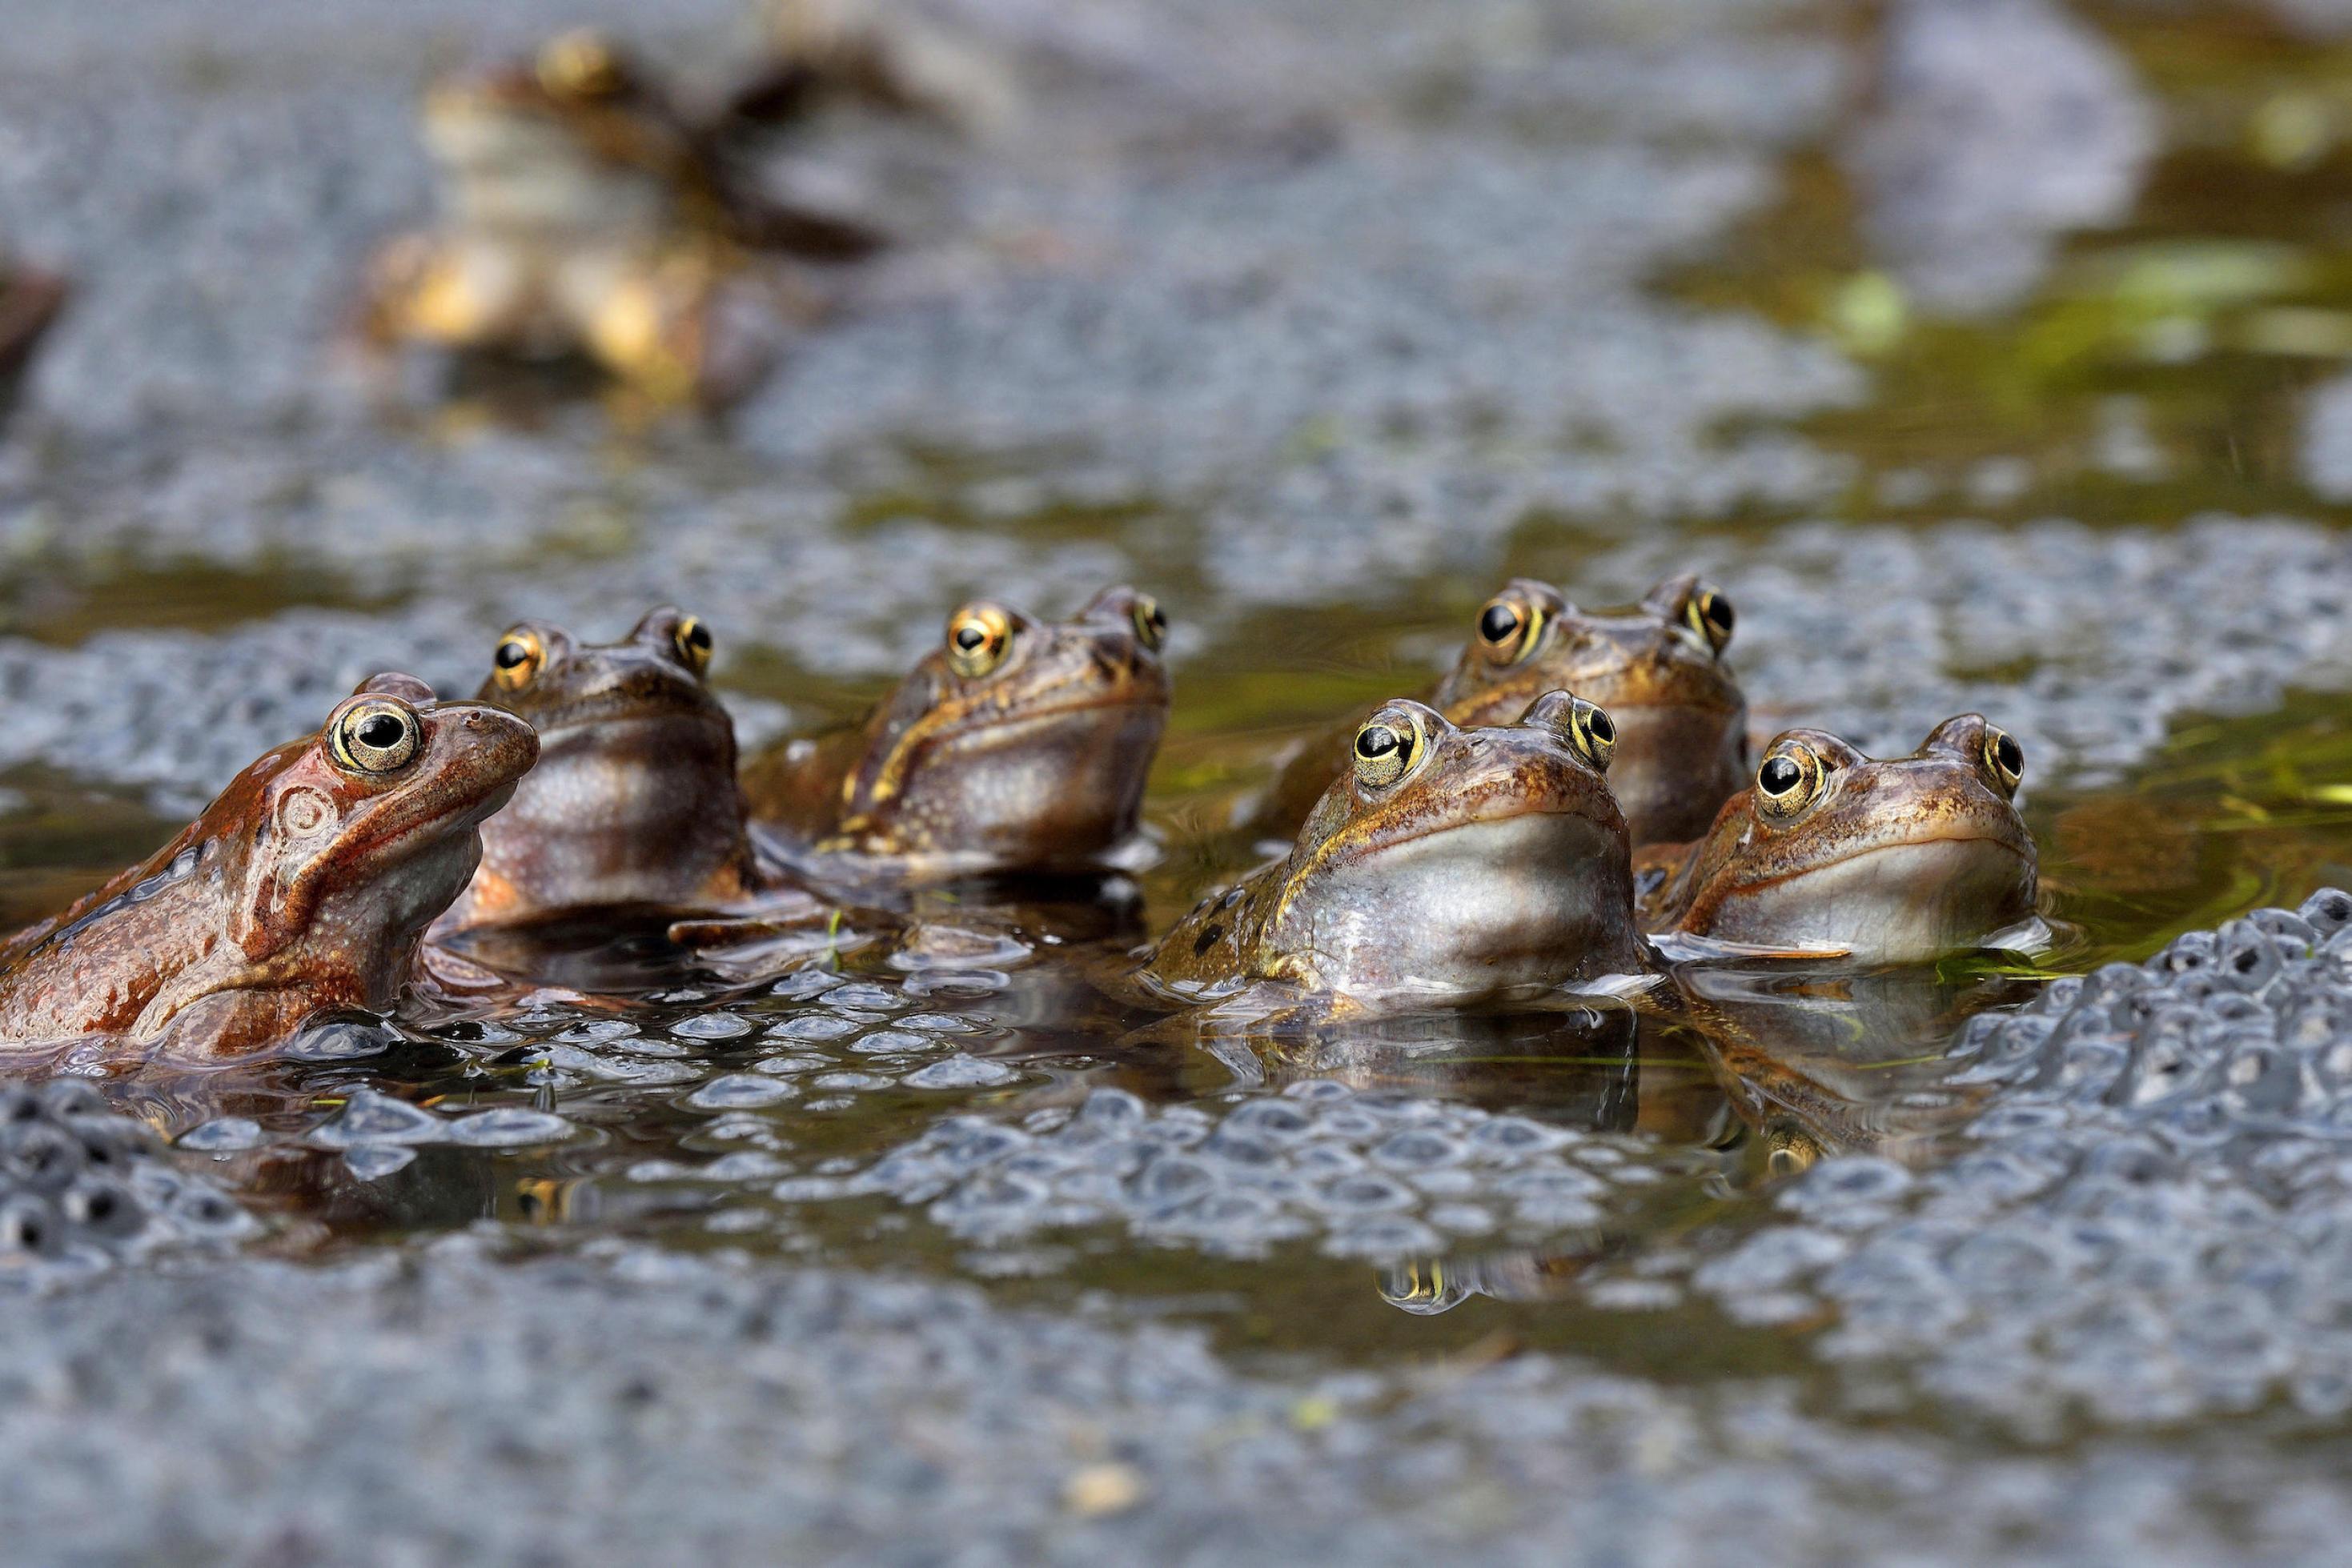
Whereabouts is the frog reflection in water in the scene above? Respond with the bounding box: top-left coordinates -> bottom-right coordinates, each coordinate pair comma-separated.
363,29 -> 880,403
432,608 -> 844,973
1375,962 -> 2021,1317
741,587 -> 1172,881
1254,575 -> 1748,849
0,678 -> 537,1066
1636,715 -> 2040,962
1136,692 -> 1645,1020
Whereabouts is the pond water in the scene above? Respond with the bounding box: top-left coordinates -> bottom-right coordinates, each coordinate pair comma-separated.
9,0 -> 2352,1557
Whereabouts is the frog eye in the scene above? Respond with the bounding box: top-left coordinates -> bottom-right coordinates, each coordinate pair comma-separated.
1567,697 -> 1616,772
672,616 -> 713,676
1683,585 -> 1735,656
1982,726 -> 2025,797
1130,595 -> 1167,652
330,699 -> 422,776
1755,742 -> 1825,820
492,628 -> 545,692
1351,709 -> 1427,790
1474,591 -> 1547,664
945,604 -> 1014,680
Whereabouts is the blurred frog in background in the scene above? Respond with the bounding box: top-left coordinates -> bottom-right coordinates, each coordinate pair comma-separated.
363,28 -> 883,404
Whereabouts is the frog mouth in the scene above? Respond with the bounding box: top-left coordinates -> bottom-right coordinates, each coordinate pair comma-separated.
1342,802 -> 1622,886
1282,808 -> 1641,999
1756,825 -> 2035,888
343,771 -> 527,882
933,691 -> 1168,740
907,695 -> 1171,776
1304,752 -> 1620,868
1356,804 -> 1617,866
521,679 -> 724,738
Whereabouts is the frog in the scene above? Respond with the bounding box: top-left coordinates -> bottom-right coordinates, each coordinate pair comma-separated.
0,676 -> 538,1065
1134,691 -> 1646,1017
740,586 -> 1173,880
1634,714 -> 2040,962
434,606 -> 804,936
363,27 -> 881,403
1252,574 -> 1748,849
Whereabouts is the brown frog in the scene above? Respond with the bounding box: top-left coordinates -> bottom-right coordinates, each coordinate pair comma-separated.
1635,715 -> 2040,961
0,677 -> 537,1065
741,586 -> 1172,880
435,607 -> 797,936
1136,692 -> 1645,1016
1254,574 -> 1747,848
363,29 -> 879,403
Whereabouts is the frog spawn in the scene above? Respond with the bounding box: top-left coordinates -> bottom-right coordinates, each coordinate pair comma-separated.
138,964 -> 1679,1272
1650,888 -> 2352,1430
831,1084 -> 1675,1261
386,885 -> 2352,1442
0,1079 -> 250,1285
161,969 -> 1025,1193
31,880 -> 2352,1447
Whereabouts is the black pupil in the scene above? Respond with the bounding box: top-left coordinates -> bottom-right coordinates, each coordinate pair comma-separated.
1996,736 -> 2022,774
1705,596 -> 1734,634
1479,604 -> 1521,644
1357,725 -> 1400,760
357,715 -> 405,751
495,641 -> 530,669
1760,756 -> 1802,795
1587,708 -> 1615,742
684,624 -> 709,651
955,624 -> 988,652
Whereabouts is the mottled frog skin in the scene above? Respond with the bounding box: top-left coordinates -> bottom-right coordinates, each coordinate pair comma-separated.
1140,692 -> 1644,1012
742,586 -> 1171,879
436,607 -> 776,934
1256,574 -> 1747,848
1635,715 -> 2039,961
0,677 -> 537,1065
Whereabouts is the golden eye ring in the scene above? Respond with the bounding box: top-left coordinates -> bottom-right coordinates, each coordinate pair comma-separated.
1351,709 -> 1426,790
1983,726 -> 2025,797
1130,595 -> 1167,652
492,628 -> 545,692
1684,585 -> 1735,656
330,698 -> 423,776
1568,696 -> 1616,772
945,604 -> 1014,680
1754,742 -> 1824,820
1475,592 -> 1545,665
672,615 -> 713,676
